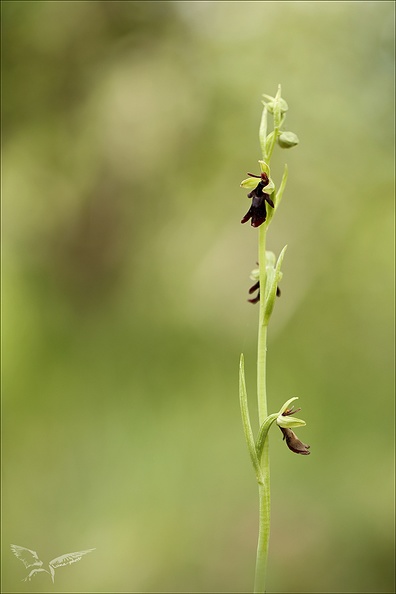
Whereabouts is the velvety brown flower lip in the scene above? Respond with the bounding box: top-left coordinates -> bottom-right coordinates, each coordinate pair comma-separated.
241,172 -> 274,228
279,426 -> 311,455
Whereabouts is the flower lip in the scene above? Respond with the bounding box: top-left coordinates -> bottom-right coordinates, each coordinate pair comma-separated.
241,178 -> 274,227
280,427 -> 311,455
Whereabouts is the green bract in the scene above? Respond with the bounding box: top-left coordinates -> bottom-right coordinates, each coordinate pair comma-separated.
263,245 -> 287,325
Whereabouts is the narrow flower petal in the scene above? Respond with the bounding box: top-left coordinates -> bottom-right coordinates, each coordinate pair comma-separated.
248,294 -> 260,304
265,195 -> 275,208
247,280 -> 260,304
248,281 -> 260,294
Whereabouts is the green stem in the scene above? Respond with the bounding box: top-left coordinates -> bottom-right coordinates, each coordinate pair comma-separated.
257,224 -> 268,425
254,223 -> 271,593
255,446 -> 270,593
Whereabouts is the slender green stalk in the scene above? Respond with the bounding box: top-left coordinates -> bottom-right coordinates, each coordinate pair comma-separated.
255,462 -> 270,593
257,225 -> 268,425
254,223 -> 270,593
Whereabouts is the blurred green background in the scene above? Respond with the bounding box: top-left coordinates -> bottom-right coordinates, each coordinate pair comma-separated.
2,2 -> 394,592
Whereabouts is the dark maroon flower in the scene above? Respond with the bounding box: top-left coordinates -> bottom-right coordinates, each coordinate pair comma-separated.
279,426 -> 311,455
241,172 -> 275,228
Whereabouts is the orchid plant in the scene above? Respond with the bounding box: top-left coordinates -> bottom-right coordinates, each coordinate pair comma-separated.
238,85 -> 309,593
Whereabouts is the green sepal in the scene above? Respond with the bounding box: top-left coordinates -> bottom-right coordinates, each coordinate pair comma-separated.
277,416 -> 306,428
239,354 -> 264,485
263,245 -> 287,325
240,178 -> 259,190
277,396 -> 306,428
258,160 -> 270,176
278,396 -> 300,414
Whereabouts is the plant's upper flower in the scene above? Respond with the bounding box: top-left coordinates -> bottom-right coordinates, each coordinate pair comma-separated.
240,161 -> 275,228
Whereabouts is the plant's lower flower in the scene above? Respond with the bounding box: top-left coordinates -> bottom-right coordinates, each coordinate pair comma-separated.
279,427 -> 310,455
241,172 -> 275,228
247,280 -> 280,304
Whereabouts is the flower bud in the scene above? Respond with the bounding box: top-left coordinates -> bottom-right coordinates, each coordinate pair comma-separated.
262,94 -> 289,115
277,131 -> 299,149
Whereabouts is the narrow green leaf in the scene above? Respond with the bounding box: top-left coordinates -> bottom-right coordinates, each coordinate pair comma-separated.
239,354 -> 264,485
275,163 -> 288,208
